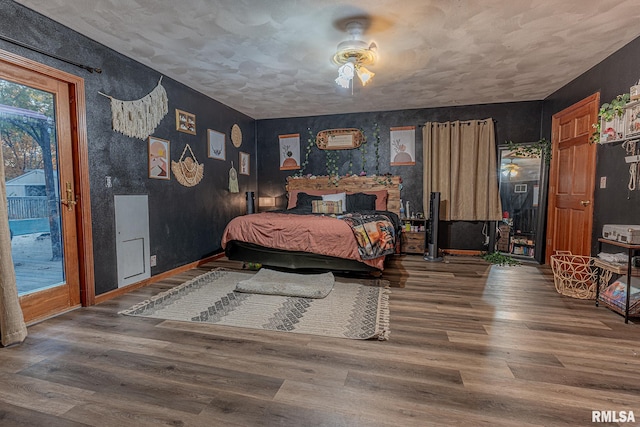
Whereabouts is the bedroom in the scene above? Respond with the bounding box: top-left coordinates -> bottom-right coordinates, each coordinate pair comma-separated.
1,1 -> 640,425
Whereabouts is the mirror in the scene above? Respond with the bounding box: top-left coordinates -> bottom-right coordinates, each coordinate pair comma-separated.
496,146 -> 543,260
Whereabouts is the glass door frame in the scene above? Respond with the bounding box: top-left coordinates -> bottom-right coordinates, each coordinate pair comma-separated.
1,48 -> 95,321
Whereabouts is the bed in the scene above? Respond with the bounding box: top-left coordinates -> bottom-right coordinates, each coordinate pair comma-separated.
222,175 -> 402,272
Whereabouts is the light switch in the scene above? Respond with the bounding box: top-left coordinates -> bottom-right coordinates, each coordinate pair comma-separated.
600,176 -> 607,189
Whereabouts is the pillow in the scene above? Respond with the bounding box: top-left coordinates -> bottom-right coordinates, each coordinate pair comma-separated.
322,192 -> 347,212
346,192 -> 377,211
311,200 -> 343,214
287,189 -> 338,209
347,190 -> 388,210
294,192 -> 322,209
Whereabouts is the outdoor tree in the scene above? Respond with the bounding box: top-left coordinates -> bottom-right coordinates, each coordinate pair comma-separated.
0,80 -> 62,260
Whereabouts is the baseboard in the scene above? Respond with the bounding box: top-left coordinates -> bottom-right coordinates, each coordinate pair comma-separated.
441,248 -> 483,256
94,253 -> 225,305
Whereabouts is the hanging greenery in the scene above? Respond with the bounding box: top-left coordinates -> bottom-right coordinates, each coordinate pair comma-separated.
359,137 -> 367,174
295,128 -> 316,177
325,150 -> 339,176
373,173 -> 395,186
373,123 -> 381,175
590,93 -> 630,143
505,138 -> 552,166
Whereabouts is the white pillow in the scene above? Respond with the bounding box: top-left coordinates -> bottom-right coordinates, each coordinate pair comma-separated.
322,192 -> 346,212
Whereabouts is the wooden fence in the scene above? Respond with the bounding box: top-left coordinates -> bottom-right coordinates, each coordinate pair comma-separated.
7,196 -> 48,219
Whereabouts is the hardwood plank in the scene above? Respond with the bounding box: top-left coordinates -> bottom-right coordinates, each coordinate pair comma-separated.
1,254 -> 639,426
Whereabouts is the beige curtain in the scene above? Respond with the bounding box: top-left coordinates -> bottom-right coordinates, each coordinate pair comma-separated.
0,146 -> 27,347
423,119 -> 502,221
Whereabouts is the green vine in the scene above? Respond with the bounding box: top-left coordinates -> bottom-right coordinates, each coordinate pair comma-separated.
359,136 -> 367,174
295,128 -> 316,177
505,138 -> 552,166
373,173 -> 394,186
590,93 -> 630,143
325,150 -> 340,184
373,123 -> 381,175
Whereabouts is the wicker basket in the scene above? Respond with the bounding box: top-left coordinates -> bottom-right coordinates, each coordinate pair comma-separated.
550,252 -> 598,299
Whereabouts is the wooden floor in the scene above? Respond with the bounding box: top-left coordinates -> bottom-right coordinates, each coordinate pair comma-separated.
2,255 -> 639,426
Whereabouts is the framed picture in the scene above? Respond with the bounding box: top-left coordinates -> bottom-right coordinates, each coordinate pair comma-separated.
279,133 -> 300,170
175,109 -> 196,135
148,136 -> 170,180
239,151 -> 250,175
207,129 -> 226,160
625,101 -> 640,137
390,126 -> 416,166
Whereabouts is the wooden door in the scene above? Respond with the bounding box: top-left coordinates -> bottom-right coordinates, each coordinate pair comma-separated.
1,49 -> 94,322
545,93 -> 599,263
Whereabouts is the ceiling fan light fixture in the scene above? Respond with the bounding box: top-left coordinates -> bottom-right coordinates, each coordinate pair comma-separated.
332,20 -> 377,89
335,61 -> 355,88
356,65 -> 374,86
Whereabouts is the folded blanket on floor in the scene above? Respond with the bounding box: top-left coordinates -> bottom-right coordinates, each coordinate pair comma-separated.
234,268 -> 335,298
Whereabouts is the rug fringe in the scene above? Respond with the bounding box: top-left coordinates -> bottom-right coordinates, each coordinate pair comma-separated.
118,269 -> 225,315
376,287 -> 391,341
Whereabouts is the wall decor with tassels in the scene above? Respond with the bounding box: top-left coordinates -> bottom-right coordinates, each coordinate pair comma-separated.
99,77 -> 168,140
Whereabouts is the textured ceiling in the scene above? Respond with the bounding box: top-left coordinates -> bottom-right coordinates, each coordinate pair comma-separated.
15,0 -> 640,119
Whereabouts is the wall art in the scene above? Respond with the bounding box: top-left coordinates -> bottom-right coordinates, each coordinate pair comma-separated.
175,109 -> 196,135
239,151 -> 250,175
207,129 -> 226,160
148,136 -> 170,180
316,128 -> 365,150
279,133 -> 301,170
390,126 -> 416,166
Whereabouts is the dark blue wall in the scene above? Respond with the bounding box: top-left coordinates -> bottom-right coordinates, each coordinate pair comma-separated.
543,35 -> 640,255
5,0 -> 638,293
1,0 -> 257,294
256,101 -> 543,250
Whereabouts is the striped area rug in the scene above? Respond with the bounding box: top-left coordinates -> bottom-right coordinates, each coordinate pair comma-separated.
119,269 -> 390,340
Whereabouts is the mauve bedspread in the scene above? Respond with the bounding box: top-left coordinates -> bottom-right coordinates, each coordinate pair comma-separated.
221,212 -> 386,270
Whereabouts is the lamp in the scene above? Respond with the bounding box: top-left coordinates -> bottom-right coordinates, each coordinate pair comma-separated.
258,196 -> 276,211
333,21 -> 377,90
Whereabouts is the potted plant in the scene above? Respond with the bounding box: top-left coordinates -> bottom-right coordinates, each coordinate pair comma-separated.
590,93 -> 630,143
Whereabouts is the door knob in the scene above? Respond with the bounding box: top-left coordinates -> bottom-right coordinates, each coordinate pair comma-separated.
580,200 -> 590,207
61,181 -> 77,211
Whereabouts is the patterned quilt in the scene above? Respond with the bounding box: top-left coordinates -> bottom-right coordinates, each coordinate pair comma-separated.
339,213 -> 397,260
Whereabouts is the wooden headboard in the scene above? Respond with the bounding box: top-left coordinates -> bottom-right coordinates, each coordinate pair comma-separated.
286,175 -> 402,216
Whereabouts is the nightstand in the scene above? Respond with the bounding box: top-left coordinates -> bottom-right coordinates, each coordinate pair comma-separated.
400,218 -> 427,254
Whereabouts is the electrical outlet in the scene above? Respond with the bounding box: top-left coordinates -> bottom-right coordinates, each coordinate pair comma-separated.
600,176 -> 607,189
105,176 -> 112,188
150,255 -> 157,267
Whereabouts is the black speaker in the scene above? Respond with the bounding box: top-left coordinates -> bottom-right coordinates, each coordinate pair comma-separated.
246,191 -> 255,214
424,192 -> 443,262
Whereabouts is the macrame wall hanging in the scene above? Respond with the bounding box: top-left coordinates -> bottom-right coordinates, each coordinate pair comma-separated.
99,77 -> 168,140
229,162 -> 239,193
172,143 -> 204,187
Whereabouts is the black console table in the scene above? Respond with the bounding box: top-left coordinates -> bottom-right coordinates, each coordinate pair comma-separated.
596,238 -> 640,323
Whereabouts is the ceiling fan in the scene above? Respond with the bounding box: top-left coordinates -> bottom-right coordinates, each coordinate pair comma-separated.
332,19 -> 377,90
501,159 -> 521,178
